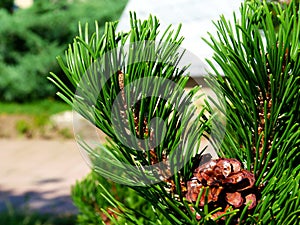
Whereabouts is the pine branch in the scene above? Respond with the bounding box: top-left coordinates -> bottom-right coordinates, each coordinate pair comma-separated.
50,13 -> 212,224
204,0 -> 300,224
50,1 -> 299,224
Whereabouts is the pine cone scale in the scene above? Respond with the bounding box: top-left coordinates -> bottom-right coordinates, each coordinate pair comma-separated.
186,158 -> 257,221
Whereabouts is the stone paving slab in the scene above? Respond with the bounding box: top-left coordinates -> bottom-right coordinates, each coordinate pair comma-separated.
0,139 -> 90,214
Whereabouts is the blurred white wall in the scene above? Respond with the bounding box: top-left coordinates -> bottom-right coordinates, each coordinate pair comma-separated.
14,0 -> 33,9
117,0 -> 243,77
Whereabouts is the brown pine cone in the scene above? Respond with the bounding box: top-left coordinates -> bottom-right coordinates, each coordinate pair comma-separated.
186,158 -> 257,222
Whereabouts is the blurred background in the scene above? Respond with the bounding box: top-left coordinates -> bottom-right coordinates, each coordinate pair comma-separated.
0,0 -> 128,140
0,1 -> 127,224
0,0 -> 127,103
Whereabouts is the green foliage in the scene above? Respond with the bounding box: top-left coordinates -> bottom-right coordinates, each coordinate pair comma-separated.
0,0 -> 127,102
0,99 -> 70,116
58,128 -> 73,139
52,1 -> 299,224
205,0 -> 300,178
72,171 -> 170,225
51,12 -> 210,224
15,119 -> 31,135
0,0 -> 13,13
0,204 -> 75,225
204,0 -> 300,224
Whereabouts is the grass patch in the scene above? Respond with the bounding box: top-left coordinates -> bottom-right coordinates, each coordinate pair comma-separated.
0,99 -> 73,139
0,210 -> 76,225
0,99 -> 71,116
15,120 -> 32,136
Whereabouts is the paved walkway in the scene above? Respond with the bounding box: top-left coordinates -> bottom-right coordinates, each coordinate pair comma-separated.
0,139 -> 90,214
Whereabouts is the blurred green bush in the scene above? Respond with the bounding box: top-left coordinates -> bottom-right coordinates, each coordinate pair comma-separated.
0,0 -> 127,102
0,0 -> 14,13
72,171 -> 171,225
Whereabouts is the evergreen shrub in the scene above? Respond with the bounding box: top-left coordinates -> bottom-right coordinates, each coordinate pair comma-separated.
0,0 -> 127,102
52,0 -> 299,224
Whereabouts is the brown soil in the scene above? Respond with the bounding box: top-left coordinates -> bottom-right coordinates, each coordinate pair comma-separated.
0,114 -> 73,139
